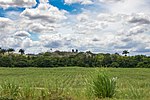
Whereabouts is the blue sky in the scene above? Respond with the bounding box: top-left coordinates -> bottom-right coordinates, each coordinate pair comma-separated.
0,0 -> 150,55
0,0 -> 92,16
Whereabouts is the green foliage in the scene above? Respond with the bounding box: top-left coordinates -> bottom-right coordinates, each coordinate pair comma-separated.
0,56 -> 13,67
117,83 -> 150,100
7,48 -> 15,54
111,62 -> 119,68
91,71 -> 117,98
122,50 -> 129,56
14,60 -> 29,67
0,47 -> 150,68
128,86 -> 148,99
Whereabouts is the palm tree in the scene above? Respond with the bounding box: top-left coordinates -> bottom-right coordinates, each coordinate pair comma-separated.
19,49 -> 25,55
72,49 -> 74,53
0,47 -> 1,54
76,49 -> 78,53
122,50 -> 129,56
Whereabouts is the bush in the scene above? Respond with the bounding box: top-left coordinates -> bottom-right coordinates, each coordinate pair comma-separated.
111,62 -> 119,68
14,60 -> 29,67
91,72 -> 117,98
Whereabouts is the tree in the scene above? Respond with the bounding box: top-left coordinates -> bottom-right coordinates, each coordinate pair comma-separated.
14,60 -> 29,67
0,49 -> 7,55
72,49 -> 74,53
7,48 -> 15,54
115,52 -> 120,55
19,49 -> 25,55
0,47 -> 2,55
111,62 -> 119,68
76,49 -> 78,53
122,50 -> 129,56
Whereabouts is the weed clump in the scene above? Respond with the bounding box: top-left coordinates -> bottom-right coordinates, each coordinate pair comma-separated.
91,72 -> 117,99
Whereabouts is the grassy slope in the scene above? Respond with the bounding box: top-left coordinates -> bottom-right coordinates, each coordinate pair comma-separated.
0,67 -> 150,99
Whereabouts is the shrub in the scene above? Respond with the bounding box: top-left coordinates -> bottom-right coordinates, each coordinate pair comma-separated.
14,60 -> 29,67
91,72 -> 117,98
111,62 -> 119,68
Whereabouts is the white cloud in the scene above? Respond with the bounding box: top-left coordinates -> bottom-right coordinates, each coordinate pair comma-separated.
0,17 -> 13,28
0,0 -> 150,55
106,0 -> 150,14
99,0 -> 124,3
127,13 -> 150,25
21,3 -> 67,23
67,11 -> 150,54
0,0 -> 36,8
39,0 -> 49,3
0,1 -> 69,53
27,23 -> 55,34
65,0 -> 93,5
0,17 -> 16,38
14,31 -> 31,37
128,25 -> 148,35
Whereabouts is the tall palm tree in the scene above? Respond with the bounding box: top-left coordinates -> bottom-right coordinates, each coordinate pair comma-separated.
76,49 -> 78,53
0,47 -> 1,54
19,49 -> 25,55
122,50 -> 129,56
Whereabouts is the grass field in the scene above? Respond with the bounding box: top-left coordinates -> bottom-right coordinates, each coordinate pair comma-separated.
0,67 -> 150,100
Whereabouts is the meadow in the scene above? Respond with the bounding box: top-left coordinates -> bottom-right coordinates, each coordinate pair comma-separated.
0,67 -> 150,100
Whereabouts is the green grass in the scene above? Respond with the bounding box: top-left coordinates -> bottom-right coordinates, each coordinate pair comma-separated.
91,72 -> 117,98
0,67 -> 150,100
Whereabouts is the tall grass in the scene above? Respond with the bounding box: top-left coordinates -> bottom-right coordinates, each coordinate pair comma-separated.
0,81 -> 73,100
0,81 -> 20,100
90,71 -> 117,99
0,67 -> 149,100
117,82 -> 150,100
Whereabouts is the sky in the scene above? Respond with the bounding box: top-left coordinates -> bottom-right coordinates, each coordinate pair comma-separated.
0,0 -> 150,55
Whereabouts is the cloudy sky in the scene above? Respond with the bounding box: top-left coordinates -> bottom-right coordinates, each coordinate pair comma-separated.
0,0 -> 150,55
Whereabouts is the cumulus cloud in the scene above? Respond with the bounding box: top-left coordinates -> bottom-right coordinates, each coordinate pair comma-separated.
0,0 -> 150,55
0,1 -> 68,52
44,41 -> 62,48
112,25 -> 150,55
21,3 -> 67,23
127,13 -> 150,25
99,0 -> 124,3
67,11 -> 150,54
0,17 -> 16,39
128,25 -> 148,35
18,2 -> 68,35
74,12 -> 110,34
107,0 -> 150,14
0,17 -> 12,28
0,0 -> 36,8
40,0 -> 49,3
14,31 -> 31,37
27,23 -> 55,34
65,0 -> 93,5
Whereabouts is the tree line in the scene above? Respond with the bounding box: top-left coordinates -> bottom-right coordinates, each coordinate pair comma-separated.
0,47 -> 150,68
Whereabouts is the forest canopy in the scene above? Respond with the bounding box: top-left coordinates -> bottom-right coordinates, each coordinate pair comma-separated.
0,48 -> 150,68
